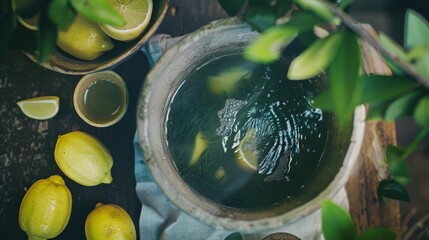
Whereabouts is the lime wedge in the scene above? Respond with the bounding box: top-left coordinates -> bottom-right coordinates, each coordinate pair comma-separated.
17,96 -> 60,120
235,128 -> 259,172
189,131 -> 208,166
100,0 -> 153,41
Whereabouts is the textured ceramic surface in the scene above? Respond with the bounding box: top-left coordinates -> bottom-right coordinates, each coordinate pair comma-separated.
136,18 -> 366,233
23,0 -> 169,75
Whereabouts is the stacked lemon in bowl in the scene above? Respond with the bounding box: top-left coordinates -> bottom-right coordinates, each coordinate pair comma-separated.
14,0 -> 153,61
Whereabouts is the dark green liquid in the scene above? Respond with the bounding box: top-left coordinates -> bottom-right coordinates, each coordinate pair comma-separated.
166,53 -> 331,209
83,79 -> 123,123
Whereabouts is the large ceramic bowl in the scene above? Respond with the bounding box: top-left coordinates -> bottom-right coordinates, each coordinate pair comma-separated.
22,0 -> 169,75
137,18 -> 365,236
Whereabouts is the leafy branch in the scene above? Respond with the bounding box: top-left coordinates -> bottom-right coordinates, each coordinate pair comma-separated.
219,0 -> 429,203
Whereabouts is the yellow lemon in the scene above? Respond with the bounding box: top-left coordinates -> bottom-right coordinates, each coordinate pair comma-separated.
85,203 -> 137,240
57,15 -> 114,61
54,131 -> 113,186
19,175 -> 72,240
100,0 -> 153,41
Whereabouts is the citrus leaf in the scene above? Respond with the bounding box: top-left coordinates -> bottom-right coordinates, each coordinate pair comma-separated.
294,0 -> 334,21
378,179 -> 410,202
224,232 -> 243,240
321,201 -> 357,240
70,0 -> 125,27
245,25 -> 298,63
405,10 -> 429,48
275,0 -> 293,17
359,75 -> 417,104
379,32 -> 407,75
405,44 -> 429,62
37,11 -> 57,63
288,31 -> 343,80
313,90 -> 335,111
385,91 -> 423,121
366,100 -> 391,121
244,10 -> 324,63
328,30 -> 361,124
218,0 -> 246,16
244,3 -> 277,32
48,0 -> 76,30
386,144 -> 404,164
414,96 -> 429,129
405,10 -> 429,78
390,160 -> 410,186
357,228 -> 396,240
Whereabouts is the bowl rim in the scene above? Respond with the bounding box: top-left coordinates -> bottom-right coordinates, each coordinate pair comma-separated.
137,17 -> 367,232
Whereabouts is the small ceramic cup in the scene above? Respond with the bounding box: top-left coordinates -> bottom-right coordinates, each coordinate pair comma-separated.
73,71 -> 128,127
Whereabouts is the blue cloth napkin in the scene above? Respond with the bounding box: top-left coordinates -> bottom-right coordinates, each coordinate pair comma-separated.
134,35 -> 233,240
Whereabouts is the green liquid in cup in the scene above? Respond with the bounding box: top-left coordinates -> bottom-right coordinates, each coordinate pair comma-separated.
166,53 -> 333,209
83,79 -> 123,123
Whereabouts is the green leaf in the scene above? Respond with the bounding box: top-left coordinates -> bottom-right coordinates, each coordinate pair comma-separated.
244,10 -> 324,63
244,3 -> 277,32
405,10 -> 429,48
218,0 -> 246,16
275,0 -> 293,17
414,96 -> 429,129
294,0 -> 334,22
357,228 -> 396,240
405,44 -> 429,62
321,201 -> 357,240
384,91 -> 423,121
48,0 -> 76,30
366,101 -> 391,120
224,232 -> 243,240
313,90 -> 335,111
288,31 -> 343,80
70,0 -> 125,27
405,10 -> 429,78
37,11 -> 57,63
379,32 -> 407,75
377,179 -> 410,202
328,30 -> 361,124
386,145 -> 409,185
359,75 -> 417,104
245,25 -> 298,63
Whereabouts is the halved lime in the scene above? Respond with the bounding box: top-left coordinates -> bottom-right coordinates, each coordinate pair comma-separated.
100,0 -> 153,41
17,96 -> 60,120
235,128 -> 259,172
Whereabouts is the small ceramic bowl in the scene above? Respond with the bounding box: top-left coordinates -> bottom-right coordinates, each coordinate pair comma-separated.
22,0 -> 169,75
73,71 -> 128,127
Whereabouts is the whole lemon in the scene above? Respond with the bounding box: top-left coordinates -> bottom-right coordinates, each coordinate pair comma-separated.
54,131 -> 113,186
19,175 -> 72,240
85,203 -> 137,240
57,15 -> 114,61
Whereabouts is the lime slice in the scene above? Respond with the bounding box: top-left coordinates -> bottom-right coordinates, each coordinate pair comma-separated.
17,96 -> 60,120
11,0 -> 39,30
235,128 -> 259,172
100,0 -> 153,41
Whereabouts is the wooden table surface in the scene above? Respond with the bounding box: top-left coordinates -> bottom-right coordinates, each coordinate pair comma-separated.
0,0 -> 400,239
